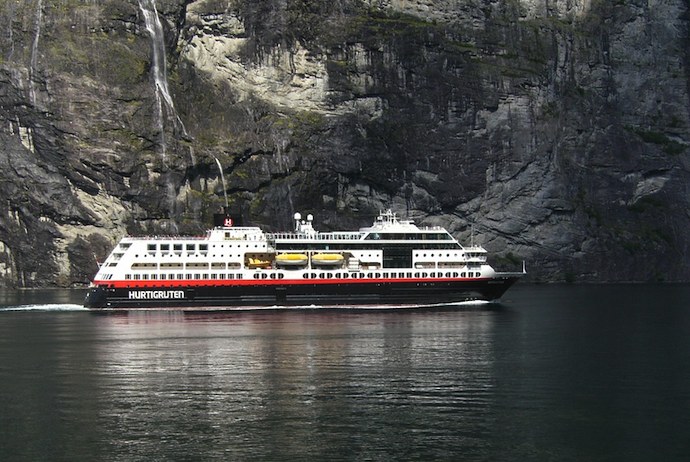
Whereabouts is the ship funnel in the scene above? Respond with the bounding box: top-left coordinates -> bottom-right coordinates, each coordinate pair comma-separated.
213,206 -> 242,228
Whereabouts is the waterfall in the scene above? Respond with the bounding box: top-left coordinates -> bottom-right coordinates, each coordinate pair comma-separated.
213,156 -> 229,210
137,0 -> 188,144
29,0 -> 43,106
138,0 -> 190,229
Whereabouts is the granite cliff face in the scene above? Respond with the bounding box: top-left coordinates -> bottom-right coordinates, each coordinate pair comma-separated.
0,0 -> 689,287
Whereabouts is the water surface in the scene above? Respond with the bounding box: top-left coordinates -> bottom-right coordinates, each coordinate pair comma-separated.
1,285 -> 689,461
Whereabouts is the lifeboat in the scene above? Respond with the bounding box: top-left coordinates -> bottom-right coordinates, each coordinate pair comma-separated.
311,253 -> 344,267
275,253 -> 308,267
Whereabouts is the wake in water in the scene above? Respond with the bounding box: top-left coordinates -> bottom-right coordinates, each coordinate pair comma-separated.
0,304 -> 88,312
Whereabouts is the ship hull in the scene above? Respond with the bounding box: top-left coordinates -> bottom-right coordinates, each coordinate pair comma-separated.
84,275 -> 521,310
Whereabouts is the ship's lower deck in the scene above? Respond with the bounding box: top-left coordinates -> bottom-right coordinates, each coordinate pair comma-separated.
84,275 -> 521,310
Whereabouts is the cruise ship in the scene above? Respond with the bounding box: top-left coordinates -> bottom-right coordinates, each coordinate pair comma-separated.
84,210 -> 524,310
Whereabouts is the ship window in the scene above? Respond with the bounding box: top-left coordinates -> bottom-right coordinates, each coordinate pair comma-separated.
199,244 -> 208,253
174,244 -> 182,252
125,274 -> 131,280
303,274 -> 309,279
147,244 -> 157,252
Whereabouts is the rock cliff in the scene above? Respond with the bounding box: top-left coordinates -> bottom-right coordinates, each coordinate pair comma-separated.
0,0 -> 689,286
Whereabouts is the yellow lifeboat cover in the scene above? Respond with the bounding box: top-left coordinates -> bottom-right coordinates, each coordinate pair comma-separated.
312,253 -> 344,262
276,253 -> 308,264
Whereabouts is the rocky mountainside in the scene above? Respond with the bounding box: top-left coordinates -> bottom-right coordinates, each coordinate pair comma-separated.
0,0 -> 689,287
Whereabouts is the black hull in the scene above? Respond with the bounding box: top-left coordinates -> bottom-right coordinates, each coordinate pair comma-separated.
84,276 -> 520,310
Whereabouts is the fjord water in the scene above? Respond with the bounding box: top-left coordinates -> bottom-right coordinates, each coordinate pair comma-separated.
1,285 -> 689,461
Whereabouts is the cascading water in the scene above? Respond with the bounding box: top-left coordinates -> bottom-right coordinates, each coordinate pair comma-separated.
213,156 -> 230,210
138,0 -> 189,230
29,0 -> 43,106
137,0 -> 187,143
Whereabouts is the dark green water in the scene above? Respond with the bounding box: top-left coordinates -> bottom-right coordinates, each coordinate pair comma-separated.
1,285 -> 689,461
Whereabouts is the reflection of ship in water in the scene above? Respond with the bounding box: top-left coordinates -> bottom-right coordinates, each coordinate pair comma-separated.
91,307 -> 500,455
85,210 -> 524,310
